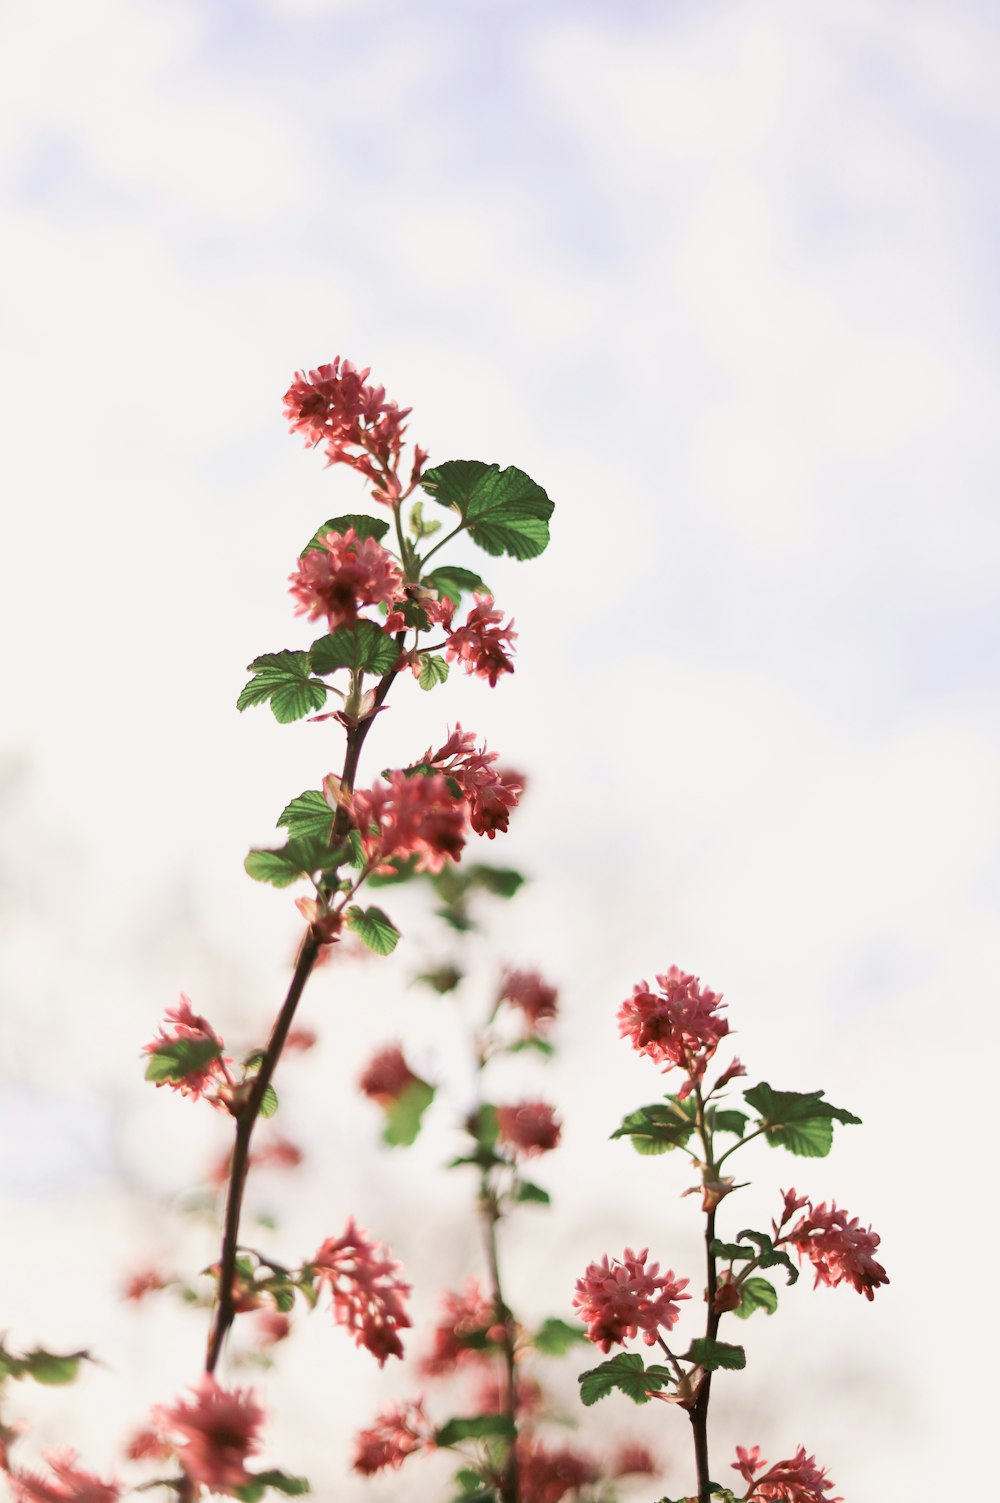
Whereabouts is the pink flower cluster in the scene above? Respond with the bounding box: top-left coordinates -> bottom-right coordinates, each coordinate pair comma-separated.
348,769 -> 468,874
785,1194 -> 889,1301
498,968 -> 559,1034
573,1248 -> 690,1353
425,724 -> 524,839
419,1279 -> 503,1377
733,1444 -> 842,1502
282,358 -> 425,504
7,1454 -> 121,1503
351,1400 -> 432,1476
617,966 -> 729,1088
288,527 -> 403,631
445,595 -> 517,685
496,1100 -> 562,1158
150,1377 -> 264,1493
517,1439 -> 599,1503
142,995 -> 230,1106
312,1218 -> 412,1365
358,1042 -> 421,1105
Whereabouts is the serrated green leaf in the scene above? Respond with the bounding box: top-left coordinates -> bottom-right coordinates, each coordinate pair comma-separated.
735,1230 -> 800,1285
611,1103 -> 696,1155
686,1338 -> 746,1371
22,1350 -> 88,1386
422,461 -> 554,560
238,651 -> 328,724
301,514 -> 390,554
259,1085 -> 279,1119
733,1277 -> 778,1319
346,904 -> 400,955
145,1035 -> 222,1085
383,1079 -> 435,1147
465,864 -> 525,898
435,1415 -> 516,1448
532,1318 -> 589,1356
743,1082 -> 861,1158
417,652 -> 450,691
424,565 -> 490,607
309,621 -> 399,678
578,1352 -> 675,1407
277,790 -> 335,841
515,1180 -> 551,1206
245,834 -> 339,889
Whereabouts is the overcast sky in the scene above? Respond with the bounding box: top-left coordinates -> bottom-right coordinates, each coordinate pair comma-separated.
1,2 -> 998,1498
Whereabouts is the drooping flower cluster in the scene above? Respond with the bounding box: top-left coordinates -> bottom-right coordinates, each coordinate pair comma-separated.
419,1279 -> 503,1377
497,967 -> 559,1034
445,595 -> 517,685
312,1218 -> 412,1365
142,995 -> 230,1106
617,966 -> 729,1087
733,1443 -> 842,1502
288,527 -> 404,630
282,358 -> 425,504
424,724 -> 524,838
573,1248 -> 690,1352
516,1439 -> 600,1503
496,1100 -> 562,1158
7,1453 -> 121,1503
358,1043 -> 421,1105
150,1378 -> 264,1493
347,769 -> 468,873
351,1400 -> 433,1476
786,1195 -> 889,1301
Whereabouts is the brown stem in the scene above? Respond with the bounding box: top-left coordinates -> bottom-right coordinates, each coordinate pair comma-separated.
480,1181 -> 519,1503
688,1206 -> 718,1503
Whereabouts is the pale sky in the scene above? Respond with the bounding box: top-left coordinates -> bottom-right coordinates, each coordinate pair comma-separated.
1,2 -> 998,1499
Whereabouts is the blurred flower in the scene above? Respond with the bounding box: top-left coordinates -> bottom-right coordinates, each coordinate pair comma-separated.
358,1043 -> 422,1106
497,1100 -> 562,1157
352,1400 -> 431,1475
517,1439 -> 599,1503
143,995 -> 230,1105
612,1442 -> 658,1477
8,1454 -> 120,1503
122,1268 -> 169,1302
151,1378 -> 264,1492
573,1249 -> 689,1352
420,1279 -> 502,1377
497,968 -> 559,1034
313,1219 -> 411,1365
255,1311 -> 292,1348
347,770 -> 467,873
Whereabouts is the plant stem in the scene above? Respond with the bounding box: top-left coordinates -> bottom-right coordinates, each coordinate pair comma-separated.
480,1179 -> 519,1503
688,1080 -> 719,1503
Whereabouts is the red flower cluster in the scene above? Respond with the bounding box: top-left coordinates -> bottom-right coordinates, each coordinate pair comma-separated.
424,725 -> 523,839
312,1218 -> 412,1365
517,1439 -> 599,1503
288,528 -> 403,630
358,1043 -> 421,1106
496,1100 -> 562,1158
351,1400 -> 432,1476
445,595 -> 517,685
612,1443 -> 658,1477
497,968 -> 559,1034
787,1196 -> 889,1301
617,966 -> 729,1087
349,770 -> 468,874
573,1248 -> 690,1352
733,1444 -> 842,1502
142,995 -> 230,1106
151,1378 -> 264,1493
282,358 -> 424,504
8,1454 -> 121,1503
420,1279 -> 503,1377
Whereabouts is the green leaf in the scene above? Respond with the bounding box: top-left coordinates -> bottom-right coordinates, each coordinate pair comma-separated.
735,1230 -> 800,1285
383,1079 -> 435,1147
470,1102 -> 499,1149
578,1352 -> 675,1407
611,1103 -> 696,1155
465,864 -> 526,898
277,790 -> 334,841
733,1277 -> 778,1320
413,964 -> 463,994
260,1085 -> 279,1119
346,904 -> 400,955
421,461 -> 554,561
710,1240 -> 755,1262
424,565 -> 490,607
686,1338 -> 746,1372
743,1082 -> 861,1158
145,1035 -> 222,1085
235,1471 -> 311,1501
21,1349 -> 88,1386
301,514 -> 389,554
237,651 -> 328,724
532,1318 -> 589,1356
434,1415 -> 516,1448
515,1181 -> 551,1206
417,652 -> 450,691
710,1110 -> 748,1138
245,834 -> 339,889
507,1036 -> 555,1058
309,621 -> 399,678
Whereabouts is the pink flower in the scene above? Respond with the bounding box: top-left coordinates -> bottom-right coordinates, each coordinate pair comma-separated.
122,1268 -> 169,1302
573,1249 -> 690,1352
788,1200 -> 889,1301
517,1440 -> 599,1503
8,1455 -> 121,1503
124,1430 -> 171,1463
282,359 -> 417,502
351,1400 -> 431,1475
151,1377 -> 264,1491
733,1444 -> 842,1502
496,1100 -> 562,1157
617,967 -> 729,1084
288,528 -> 404,631
473,1369 -> 544,1418
285,1026 -> 317,1052
445,595 -> 517,685
312,1218 -> 412,1365
358,1043 -> 420,1106
348,770 -> 468,874
613,1443 -> 658,1477
497,968 -> 559,1033
251,1135 -> 304,1172
255,1311 -> 292,1348
423,725 -> 524,839
420,1279 -> 502,1377
142,995 -> 230,1105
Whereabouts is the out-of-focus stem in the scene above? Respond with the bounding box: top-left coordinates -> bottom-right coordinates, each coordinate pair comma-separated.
480,1179 -> 519,1503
